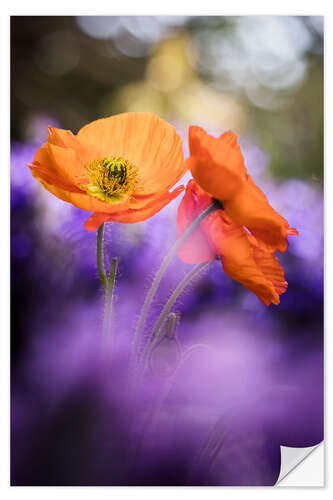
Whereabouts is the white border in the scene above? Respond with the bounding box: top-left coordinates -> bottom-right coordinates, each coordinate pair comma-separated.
2,2 -> 331,496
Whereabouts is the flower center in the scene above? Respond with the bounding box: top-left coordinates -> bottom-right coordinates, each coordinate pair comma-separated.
86,157 -> 139,203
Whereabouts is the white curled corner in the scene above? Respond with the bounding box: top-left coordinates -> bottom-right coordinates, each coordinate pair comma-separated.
277,442 -> 324,486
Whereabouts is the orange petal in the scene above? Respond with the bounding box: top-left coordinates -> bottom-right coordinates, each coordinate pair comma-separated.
84,212 -> 112,230
47,126 -> 77,148
47,143 -> 85,185
32,166 -> 186,218
188,126 -> 247,201
34,177 -> 132,213
48,126 -> 89,168
253,246 -> 288,297
129,188 -> 183,210
28,161 -> 83,193
224,176 -> 296,252
176,179 -> 287,305
28,114 -> 188,228
30,137 -> 84,191
77,112 -> 186,194
177,179 -> 217,263
206,212 -> 281,306
84,185 -> 185,228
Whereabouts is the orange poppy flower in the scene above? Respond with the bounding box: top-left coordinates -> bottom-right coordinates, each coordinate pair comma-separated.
177,179 -> 292,306
186,126 -> 298,252
28,112 -> 186,230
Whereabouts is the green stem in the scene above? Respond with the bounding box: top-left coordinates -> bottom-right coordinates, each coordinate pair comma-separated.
138,261 -> 211,376
97,223 -> 106,288
132,200 -> 221,363
97,223 -> 118,344
102,258 -> 118,344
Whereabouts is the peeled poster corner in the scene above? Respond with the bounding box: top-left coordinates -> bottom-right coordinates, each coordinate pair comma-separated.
277,443 -> 324,487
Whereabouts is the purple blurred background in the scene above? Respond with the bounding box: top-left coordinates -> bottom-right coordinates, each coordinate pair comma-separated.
11,16 -> 323,486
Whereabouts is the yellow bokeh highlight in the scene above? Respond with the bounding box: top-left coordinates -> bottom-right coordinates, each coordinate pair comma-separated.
146,36 -> 194,92
103,34 -> 246,133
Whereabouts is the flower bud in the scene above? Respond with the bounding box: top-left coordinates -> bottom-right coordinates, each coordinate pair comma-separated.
149,312 -> 182,378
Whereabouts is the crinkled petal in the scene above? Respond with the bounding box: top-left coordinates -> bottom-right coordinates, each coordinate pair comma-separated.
84,212 -> 112,231
177,179 -> 217,263
27,114 -> 187,228
47,143 -> 85,185
250,237 -> 288,297
188,126 -> 247,201
177,179 -> 288,305
28,161 -> 83,194
29,139 -> 84,193
77,112 -> 186,194
47,126 -> 89,169
84,185 -> 185,228
187,126 -> 298,252
206,212 -> 281,306
224,176 -> 298,252
36,178 -> 131,213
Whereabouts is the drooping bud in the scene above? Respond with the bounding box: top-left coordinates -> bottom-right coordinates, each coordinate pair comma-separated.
149,312 -> 182,378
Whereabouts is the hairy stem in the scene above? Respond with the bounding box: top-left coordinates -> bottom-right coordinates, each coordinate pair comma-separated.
132,200 -> 221,363
139,261 -> 211,375
102,258 -> 118,344
97,223 -> 106,288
